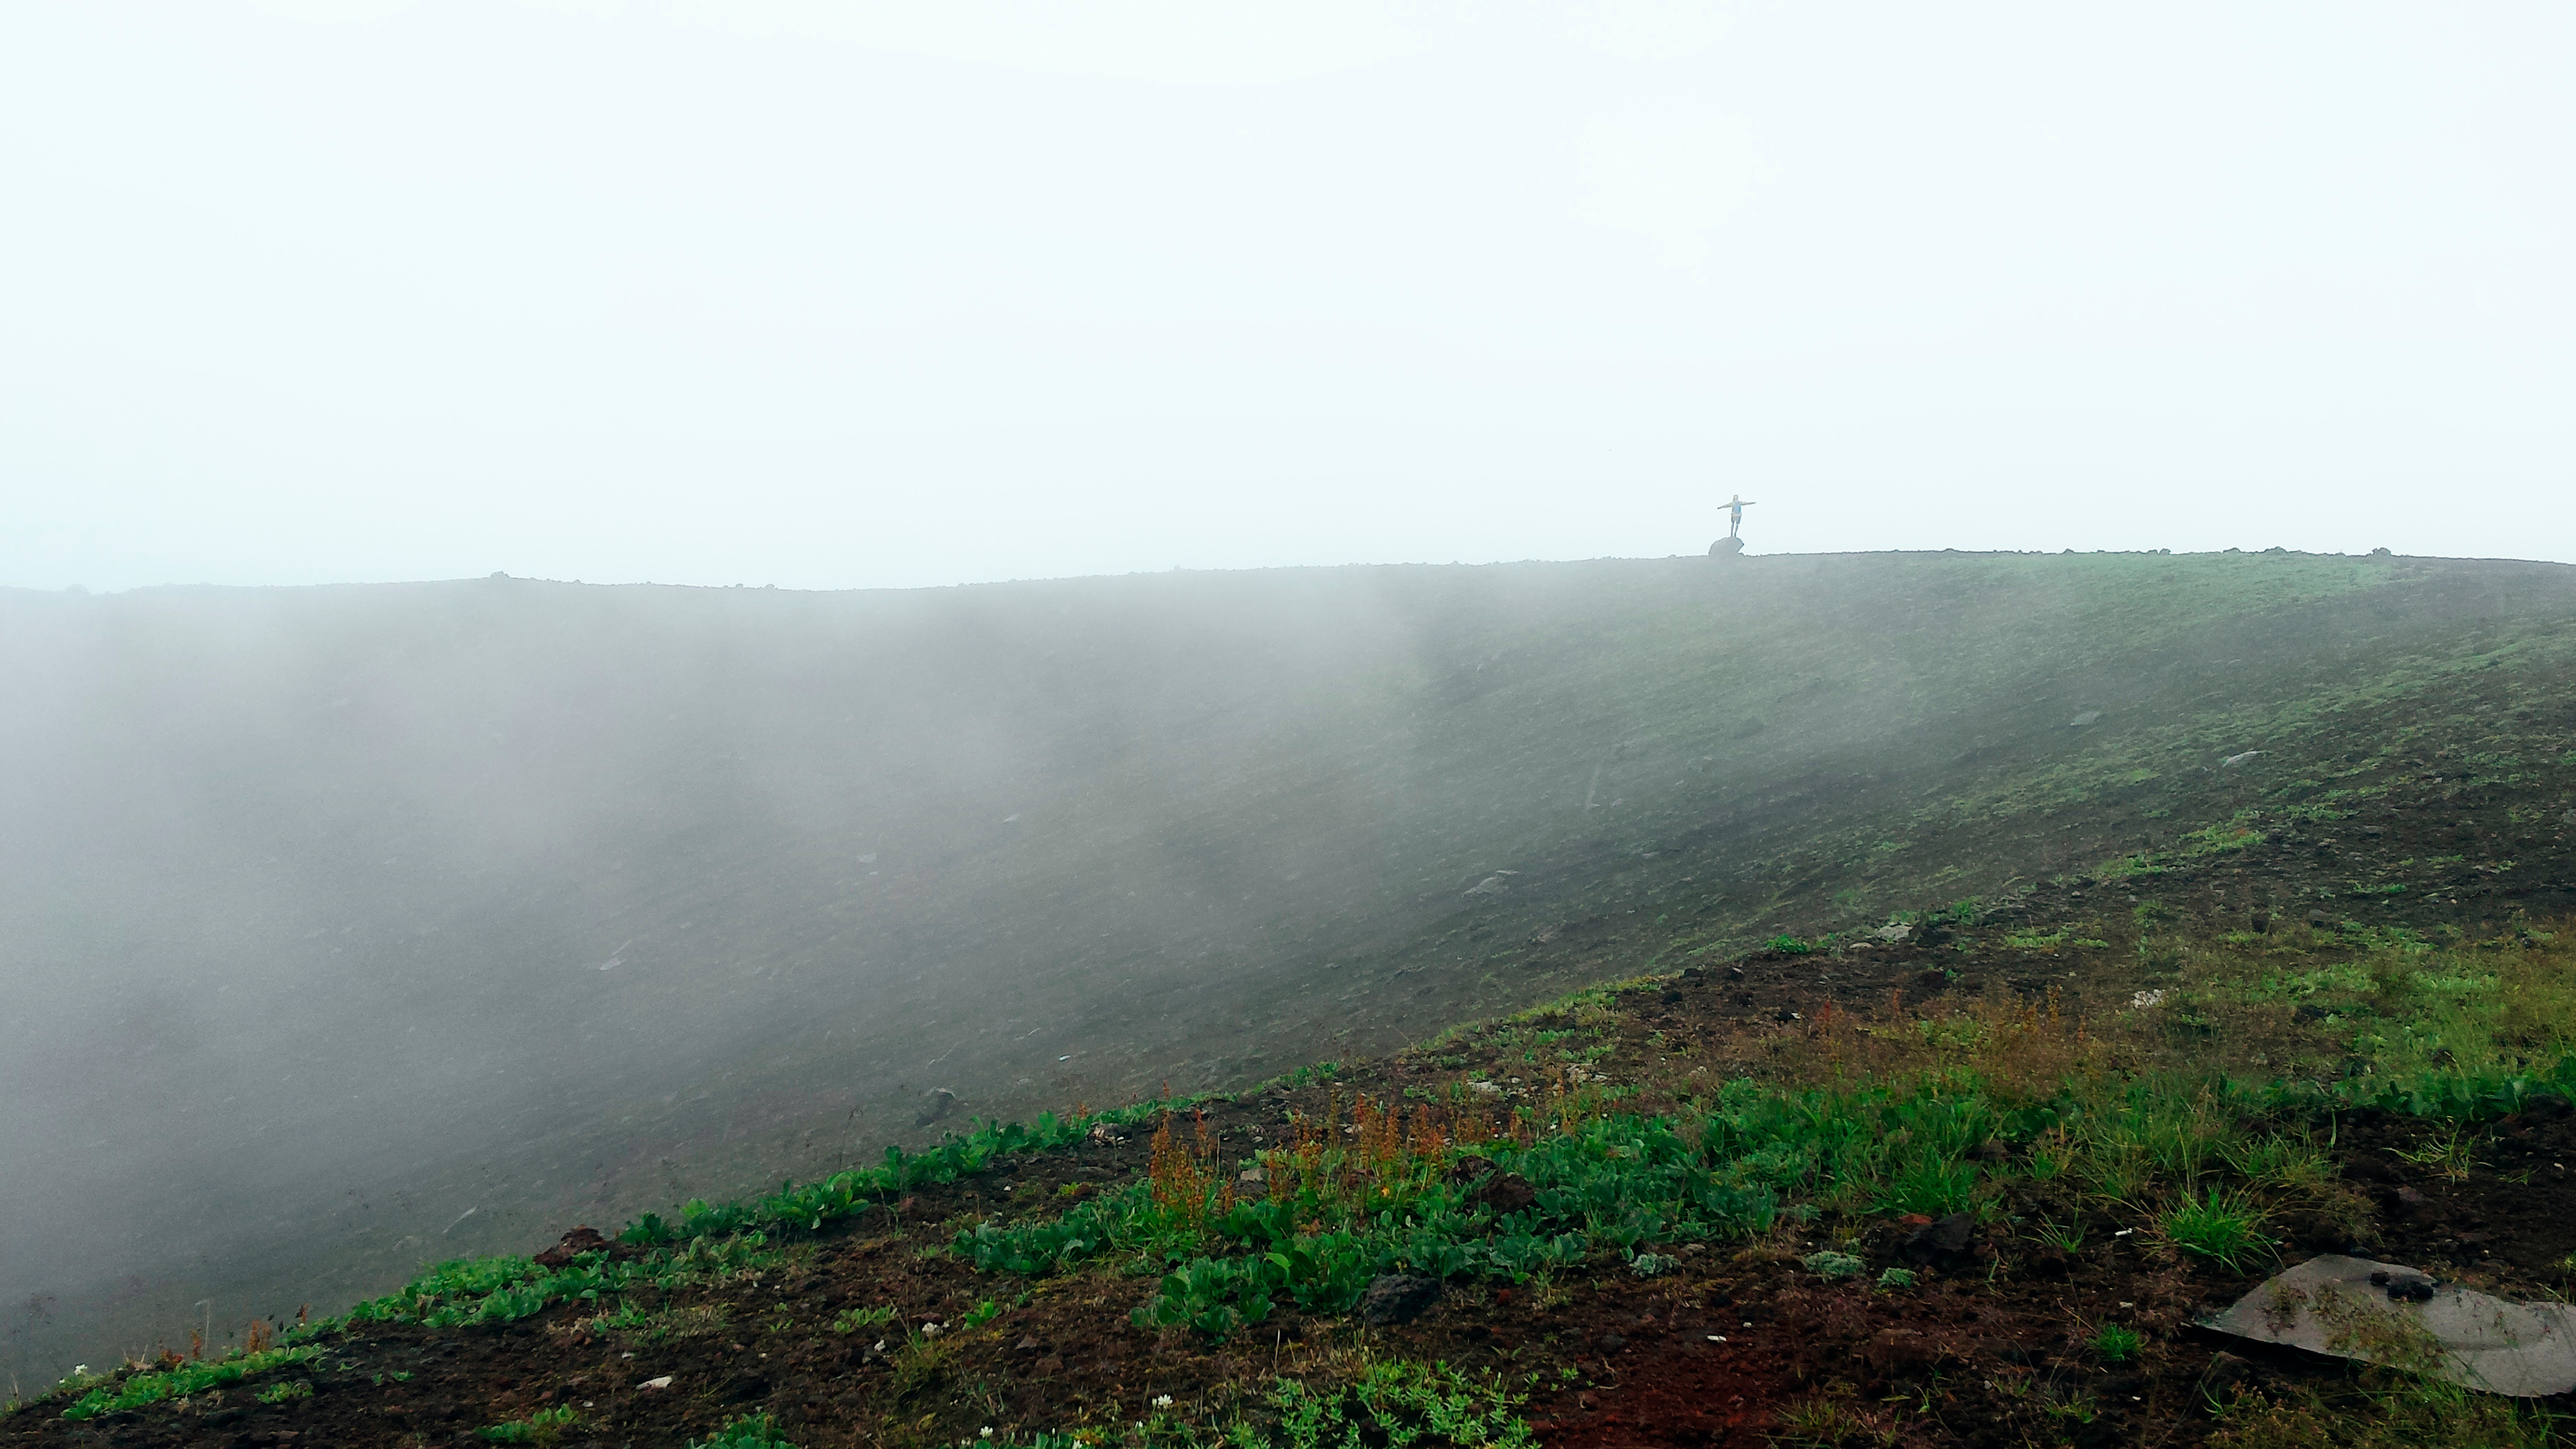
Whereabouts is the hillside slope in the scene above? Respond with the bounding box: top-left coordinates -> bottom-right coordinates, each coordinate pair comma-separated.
3,549 -> 2570,1385
6,693 -> 2573,1448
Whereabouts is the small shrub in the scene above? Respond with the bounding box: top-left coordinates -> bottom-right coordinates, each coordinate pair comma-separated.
1802,1250 -> 1866,1280
1876,1266 -> 1916,1290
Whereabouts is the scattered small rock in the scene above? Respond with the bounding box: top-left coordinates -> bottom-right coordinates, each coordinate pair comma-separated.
914,1088 -> 959,1128
1900,1212 -> 1979,1273
534,1225 -> 621,1268
2200,1350 -> 2257,1396
1357,1273 -> 1442,1326
2370,1268 -> 2440,1303
2388,1185 -> 2443,1225
722,1371 -> 770,1401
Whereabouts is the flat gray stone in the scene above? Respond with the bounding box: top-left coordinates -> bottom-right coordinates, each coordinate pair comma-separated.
2201,1254 -> 2576,1397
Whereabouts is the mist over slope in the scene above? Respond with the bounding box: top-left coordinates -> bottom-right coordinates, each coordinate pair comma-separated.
6,549 -> 2570,1383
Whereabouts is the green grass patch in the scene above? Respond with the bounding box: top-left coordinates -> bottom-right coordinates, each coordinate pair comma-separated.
61,1345 -> 324,1421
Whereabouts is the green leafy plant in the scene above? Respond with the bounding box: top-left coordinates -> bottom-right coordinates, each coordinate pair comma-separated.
1133,1256 -> 1275,1341
1270,1360 -> 1533,1448
60,1345 -> 325,1420
254,1379 -> 313,1405
1875,1266 -> 1916,1290
479,1406 -> 578,1445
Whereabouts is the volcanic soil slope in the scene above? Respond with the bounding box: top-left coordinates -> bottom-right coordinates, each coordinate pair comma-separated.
10,644 -> 2576,1448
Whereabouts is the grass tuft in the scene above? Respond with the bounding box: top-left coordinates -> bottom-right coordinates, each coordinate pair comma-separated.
688,1413 -> 801,1449
2161,1184 -> 2275,1269
2090,1322 -> 2142,1363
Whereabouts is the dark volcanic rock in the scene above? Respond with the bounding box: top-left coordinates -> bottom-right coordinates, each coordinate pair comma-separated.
532,1225 -> 617,1268
1469,1173 -> 1536,1214
2201,1350 -> 2256,1396
2388,1185 -> 2442,1224
1357,1273 -> 1442,1326
913,1088 -> 959,1127
721,1371 -> 772,1402
1900,1211 -> 1979,1272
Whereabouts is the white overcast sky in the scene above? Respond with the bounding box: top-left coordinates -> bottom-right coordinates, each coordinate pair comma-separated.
4,1 -> 2571,591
